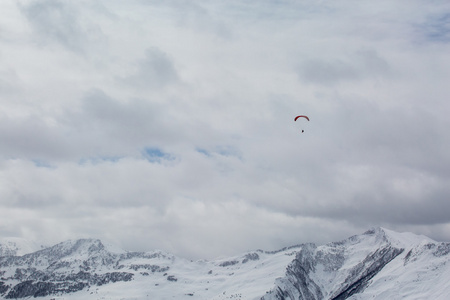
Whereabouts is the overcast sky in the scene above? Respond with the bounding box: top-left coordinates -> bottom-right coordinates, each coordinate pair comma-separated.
1,0 -> 450,259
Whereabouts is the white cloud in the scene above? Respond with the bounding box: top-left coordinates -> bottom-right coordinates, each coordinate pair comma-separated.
1,0 -> 450,259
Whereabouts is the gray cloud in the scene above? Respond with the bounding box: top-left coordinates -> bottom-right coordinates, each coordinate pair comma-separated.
19,0 -> 106,53
298,50 -> 391,85
0,68 -> 20,95
1,0 -> 450,259
0,113 -> 69,160
120,48 -> 180,90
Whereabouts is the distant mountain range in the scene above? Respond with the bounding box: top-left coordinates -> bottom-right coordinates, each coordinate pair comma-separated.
1,227 -> 449,299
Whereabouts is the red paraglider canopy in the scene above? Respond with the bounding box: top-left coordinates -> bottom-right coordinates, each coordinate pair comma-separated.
294,115 -> 309,121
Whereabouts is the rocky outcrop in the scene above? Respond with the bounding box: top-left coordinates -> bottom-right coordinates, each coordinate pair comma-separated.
262,229 -> 406,300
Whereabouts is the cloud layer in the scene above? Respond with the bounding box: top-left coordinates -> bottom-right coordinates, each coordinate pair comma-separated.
1,0 -> 450,259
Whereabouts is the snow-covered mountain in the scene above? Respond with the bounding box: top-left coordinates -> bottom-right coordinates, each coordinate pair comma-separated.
0,238 -> 43,257
0,228 -> 449,299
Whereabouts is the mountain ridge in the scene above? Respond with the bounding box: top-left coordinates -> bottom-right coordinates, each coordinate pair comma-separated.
1,227 -> 449,299
0,237 -> 44,257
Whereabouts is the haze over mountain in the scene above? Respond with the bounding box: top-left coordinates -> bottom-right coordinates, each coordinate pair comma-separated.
0,238 -> 43,257
1,228 -> 449,299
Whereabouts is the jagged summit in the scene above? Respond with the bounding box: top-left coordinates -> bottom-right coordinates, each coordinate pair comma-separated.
377,227 -> 436,248
38,238 -> 105,257
1,228 -> 449,299
328,227 -> 435,251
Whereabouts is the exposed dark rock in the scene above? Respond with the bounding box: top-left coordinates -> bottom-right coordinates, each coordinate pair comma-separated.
242,253 -> 260,264
262,236 -> 406,300
219,260 -> 239,267
128,264 -> 169,272
2,267 -> 133,298
330,246 -> 404,300
0,281 -> 9,294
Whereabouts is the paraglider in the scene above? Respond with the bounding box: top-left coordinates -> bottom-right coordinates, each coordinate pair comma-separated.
294,115 -> 309,133
294,115 -> 309,121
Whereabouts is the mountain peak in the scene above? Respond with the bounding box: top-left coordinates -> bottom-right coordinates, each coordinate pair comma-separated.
0,237 -> 43,256
376,227 -> 436,248
57,238 -> 127,255
1,228 -> 449,299
340,227 -> 435,250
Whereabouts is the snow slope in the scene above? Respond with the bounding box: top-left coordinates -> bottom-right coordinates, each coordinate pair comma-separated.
1,228 -> 449,300
0,238 -> 302,299
262,227 -> 449,300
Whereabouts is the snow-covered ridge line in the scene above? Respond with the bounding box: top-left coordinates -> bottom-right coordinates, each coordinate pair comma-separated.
1,227 -> 450,299
0,237 -> 44,257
